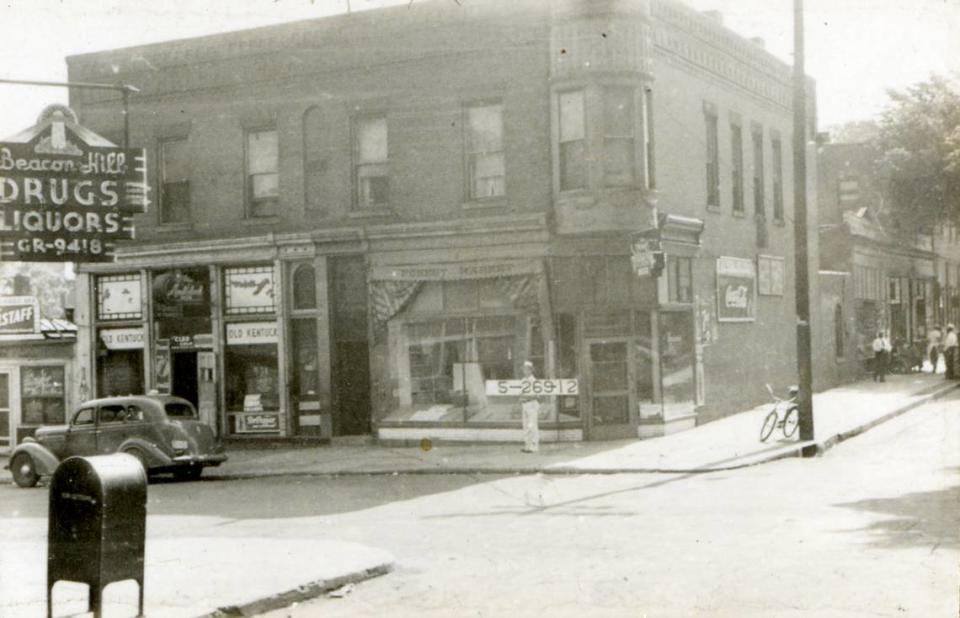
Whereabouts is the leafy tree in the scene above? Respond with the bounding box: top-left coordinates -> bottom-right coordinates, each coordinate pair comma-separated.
874,75 -> 960,230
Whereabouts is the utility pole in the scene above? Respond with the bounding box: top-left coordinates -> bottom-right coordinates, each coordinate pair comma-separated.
792,0 -> 815,447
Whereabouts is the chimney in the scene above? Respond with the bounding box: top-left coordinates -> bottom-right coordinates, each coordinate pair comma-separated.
702,10 -> 723,25
13,274 -> 30,296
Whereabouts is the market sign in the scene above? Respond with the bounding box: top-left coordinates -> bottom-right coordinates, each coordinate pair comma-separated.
0,104 -> 148,262
716,256 -> 756,322
0,296 -> 40,334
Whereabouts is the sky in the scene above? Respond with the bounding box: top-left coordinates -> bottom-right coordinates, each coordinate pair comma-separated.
0,0 -> 958,138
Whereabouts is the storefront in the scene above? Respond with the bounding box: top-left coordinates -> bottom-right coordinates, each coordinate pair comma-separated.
0,296 -> 76,451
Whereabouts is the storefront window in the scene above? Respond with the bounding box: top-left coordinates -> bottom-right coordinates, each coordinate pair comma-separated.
226,343 -> 280,433
21,366 -> 66,425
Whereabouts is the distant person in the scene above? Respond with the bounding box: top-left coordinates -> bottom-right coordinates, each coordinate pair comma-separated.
944,324 -> 958,380
871,331 -> 891,382
519,360 -> 540,453
927,325 -> 943,373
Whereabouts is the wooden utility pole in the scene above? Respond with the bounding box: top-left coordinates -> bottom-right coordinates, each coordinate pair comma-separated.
792,0 -> 816,446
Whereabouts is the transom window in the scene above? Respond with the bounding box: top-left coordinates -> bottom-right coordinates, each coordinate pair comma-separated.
246,129 -> 279,217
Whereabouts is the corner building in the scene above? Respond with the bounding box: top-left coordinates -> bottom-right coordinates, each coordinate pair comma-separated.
67,0 -> 817,443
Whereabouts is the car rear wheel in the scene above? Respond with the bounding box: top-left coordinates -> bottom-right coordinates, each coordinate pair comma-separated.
11,453 -> 40,488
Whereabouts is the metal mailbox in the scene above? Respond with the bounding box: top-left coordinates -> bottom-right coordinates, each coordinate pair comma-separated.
47,454 -> 147,618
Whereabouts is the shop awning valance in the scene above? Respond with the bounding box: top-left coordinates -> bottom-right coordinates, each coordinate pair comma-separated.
369,259 -> 542,282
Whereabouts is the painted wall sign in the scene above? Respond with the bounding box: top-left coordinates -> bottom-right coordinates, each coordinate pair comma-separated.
99,327 -> 144,350
0,105 -> 149,262
226,322 -> 279,346
716,256 -> 756,322
224,266 -> 275,314
0,296 -> 40,334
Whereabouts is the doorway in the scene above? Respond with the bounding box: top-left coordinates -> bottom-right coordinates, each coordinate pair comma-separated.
333,341 -> 370,436
586,338 -> 636,440
171,351 -> 199,408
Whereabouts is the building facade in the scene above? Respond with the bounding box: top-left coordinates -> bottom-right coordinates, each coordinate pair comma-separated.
66,0 -> 817,443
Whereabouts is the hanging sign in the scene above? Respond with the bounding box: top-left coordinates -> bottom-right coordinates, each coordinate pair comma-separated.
0,296 -> 40,334
0,104 -> 148,262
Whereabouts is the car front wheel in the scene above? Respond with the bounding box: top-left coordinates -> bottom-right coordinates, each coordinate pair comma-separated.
11,452 -> 40,488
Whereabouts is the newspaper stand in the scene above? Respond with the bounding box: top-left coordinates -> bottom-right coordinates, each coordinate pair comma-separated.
47,454 -> 147,618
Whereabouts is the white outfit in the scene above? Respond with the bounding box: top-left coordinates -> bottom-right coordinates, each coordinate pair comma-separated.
520,373 -> 540,452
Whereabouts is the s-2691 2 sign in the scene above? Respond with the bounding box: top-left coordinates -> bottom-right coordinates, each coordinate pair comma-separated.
485,379 -> 579,397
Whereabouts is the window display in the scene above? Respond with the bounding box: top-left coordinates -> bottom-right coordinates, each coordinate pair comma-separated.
21,366 -> 66,425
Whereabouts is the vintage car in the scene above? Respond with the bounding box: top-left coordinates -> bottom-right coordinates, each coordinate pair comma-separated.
5,394 -> 227,487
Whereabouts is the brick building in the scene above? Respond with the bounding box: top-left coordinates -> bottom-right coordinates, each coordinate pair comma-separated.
66,0 -> 818,443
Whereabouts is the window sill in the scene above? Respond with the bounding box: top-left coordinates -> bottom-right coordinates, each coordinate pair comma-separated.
348,207 -> 394,219
462,198 -> 507,211
241,216 -> 281,225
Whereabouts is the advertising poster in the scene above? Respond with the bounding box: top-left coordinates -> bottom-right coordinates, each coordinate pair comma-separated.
716,256 -> 756,322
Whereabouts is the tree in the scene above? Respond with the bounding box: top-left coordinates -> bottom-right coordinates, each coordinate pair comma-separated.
874,75 -> 960,229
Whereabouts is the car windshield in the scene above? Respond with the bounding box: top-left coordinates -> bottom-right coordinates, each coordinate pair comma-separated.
165,402 -> 197,419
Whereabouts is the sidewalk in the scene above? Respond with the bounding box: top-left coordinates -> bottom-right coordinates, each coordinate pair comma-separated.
1,374 -> 956,484
1,529 -> 393,618
207,372 -> 959,477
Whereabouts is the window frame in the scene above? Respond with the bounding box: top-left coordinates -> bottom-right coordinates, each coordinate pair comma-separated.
730,119 -> 744,214
244,127 -> 280,219
705,106 -> 720,209
752,124 -> 765,219
464,100 -> 506,201
602,86 -> 638,188
352,114 -> 390,210
771,133 -> 784,222
158,136 -> 191,225
558,89 -> 587,192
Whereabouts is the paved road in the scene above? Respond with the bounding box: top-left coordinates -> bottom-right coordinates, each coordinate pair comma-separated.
1,393 -> 956,617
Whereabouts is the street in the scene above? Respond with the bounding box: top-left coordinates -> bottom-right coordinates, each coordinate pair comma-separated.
2,392 -> 957,617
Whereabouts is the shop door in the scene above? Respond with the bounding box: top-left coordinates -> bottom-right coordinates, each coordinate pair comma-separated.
197,351 -> 218,434
333,341 -> 370,436
0,373 -> 10,449
172,351 -> 199,408
586,338 -> 637,440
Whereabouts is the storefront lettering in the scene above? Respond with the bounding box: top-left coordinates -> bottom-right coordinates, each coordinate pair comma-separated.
226,322 -> 278,345
0,305 -> 33,327
0,208 -> 123,234
0,177 -> 122,207
0,147 -> 128,176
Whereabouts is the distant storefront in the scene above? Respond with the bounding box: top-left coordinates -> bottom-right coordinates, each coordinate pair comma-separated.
0,296 -> 77,450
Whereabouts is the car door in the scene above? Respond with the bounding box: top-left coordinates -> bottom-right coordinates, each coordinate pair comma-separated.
95,404 -> 130,454
64,407 -> 98,456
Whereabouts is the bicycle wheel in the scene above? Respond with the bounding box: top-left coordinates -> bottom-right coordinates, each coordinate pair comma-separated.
783,406 -> 800,438
760,410 -> 778,442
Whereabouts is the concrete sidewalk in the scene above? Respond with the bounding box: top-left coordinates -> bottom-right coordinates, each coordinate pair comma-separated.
1,526 -> 393,618
206,373 -> 958,478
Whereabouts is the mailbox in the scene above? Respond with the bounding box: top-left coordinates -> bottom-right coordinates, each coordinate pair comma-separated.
47,454 -> 147,618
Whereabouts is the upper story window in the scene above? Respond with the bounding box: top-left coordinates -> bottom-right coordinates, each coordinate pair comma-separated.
704,106 -> 720,208
667,256 -> 693,303
730,120 -> 743,213
354,115 -> 389,208
752,125 -> 765,218
246,129 -> 279,218
159,137 -> 190,224
772,134 -> 784,222
559,90 -> 586,191
643,88 -> 655,190
466,103 -> 505,200
603,87 -> 636,187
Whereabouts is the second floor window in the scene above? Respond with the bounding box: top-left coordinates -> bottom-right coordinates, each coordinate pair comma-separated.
559,90 -> 586,191
246,129 -> 279,217
752,126 -> 765,218
705,108 -> 720,208
772,136 -> 784,221
730,121 -> 744,213
466,103 -> 505,199
603,87 -> 636,187
354,116 -> 389,208
160,137 -> 190,224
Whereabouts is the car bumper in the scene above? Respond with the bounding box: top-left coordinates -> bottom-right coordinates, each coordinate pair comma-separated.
171,453 -> 228,467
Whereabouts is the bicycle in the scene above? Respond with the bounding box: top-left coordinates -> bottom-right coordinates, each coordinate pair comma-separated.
759,384 -> 799,442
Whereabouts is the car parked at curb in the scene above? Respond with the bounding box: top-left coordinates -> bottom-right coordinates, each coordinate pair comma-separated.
4,394 -> 227,487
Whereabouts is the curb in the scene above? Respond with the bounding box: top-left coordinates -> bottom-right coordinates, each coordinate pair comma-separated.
204,381 -> 960,480
199,562 -> 394,618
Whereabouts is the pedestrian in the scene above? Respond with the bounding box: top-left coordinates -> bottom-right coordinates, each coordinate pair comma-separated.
872,331 -> 890,382
944,324 -> 958,380
519,360 -> 540,453
927,324 -> 943,373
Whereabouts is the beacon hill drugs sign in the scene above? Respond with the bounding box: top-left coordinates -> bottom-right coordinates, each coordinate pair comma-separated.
0,104 -> 148,262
